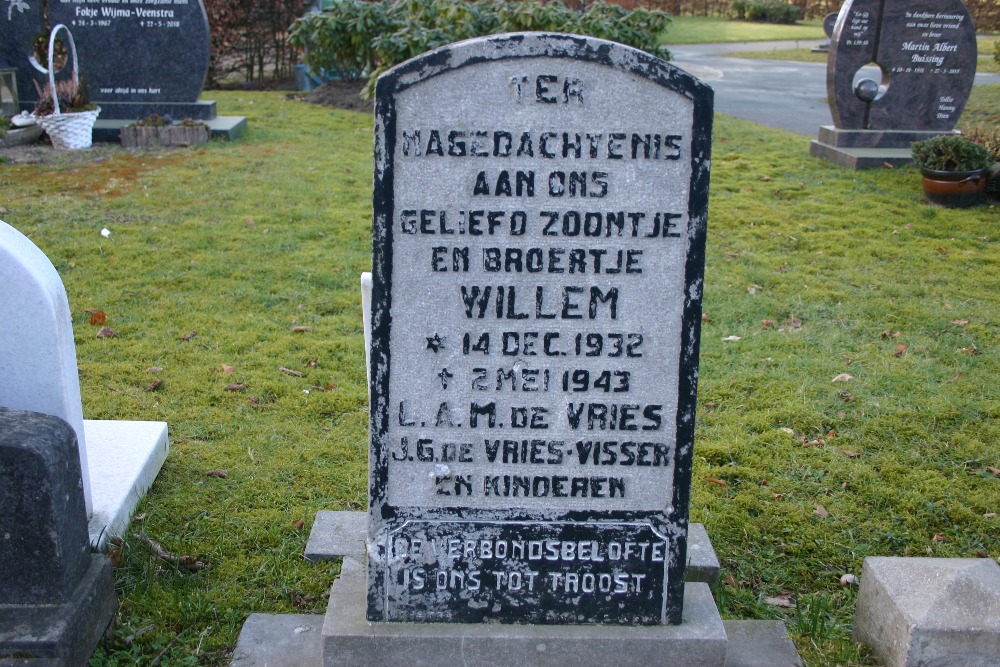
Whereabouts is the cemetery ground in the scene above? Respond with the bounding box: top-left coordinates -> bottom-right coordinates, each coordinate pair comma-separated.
0,83 -> 997,665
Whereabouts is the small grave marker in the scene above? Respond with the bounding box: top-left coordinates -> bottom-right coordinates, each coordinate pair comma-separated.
367,32 -> 712,626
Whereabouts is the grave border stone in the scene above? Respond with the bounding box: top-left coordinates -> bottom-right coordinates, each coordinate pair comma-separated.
367,31 -> 713,626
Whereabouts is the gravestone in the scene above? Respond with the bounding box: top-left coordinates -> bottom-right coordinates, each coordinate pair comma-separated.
811,12 -> 839,53
366,31 -> 712,628
810,0 -> 979,169
0,407 -> 116,665
0,0 -> 210,116
0,219 -> 170,548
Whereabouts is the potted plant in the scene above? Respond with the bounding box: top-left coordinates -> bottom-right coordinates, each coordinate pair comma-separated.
120,114 -> 209,149
33,24 -> 100,150
910,134 -> 992,208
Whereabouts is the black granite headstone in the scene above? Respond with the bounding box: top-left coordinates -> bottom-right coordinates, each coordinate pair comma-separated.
0,407 -> 115,665
0,0 -> 212,119
367,33 -> 712,626
827,0 -> 977,130
823,12 -> 838,39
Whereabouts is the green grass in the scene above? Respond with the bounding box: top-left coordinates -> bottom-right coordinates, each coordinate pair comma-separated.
664,15 -> 825,45
1,87 -> 998,666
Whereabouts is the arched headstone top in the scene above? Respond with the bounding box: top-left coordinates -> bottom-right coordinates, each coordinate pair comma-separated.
827,0 -> 977,131
0,220 -> 91,513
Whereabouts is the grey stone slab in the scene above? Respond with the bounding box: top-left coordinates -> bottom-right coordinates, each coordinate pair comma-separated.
809,141 -> 914,169
231,614 -> 325,667
324,561 -> 726,667
687,523 -> 721,592
828,0 -> 978,131
305,510 -> 367,561
723,621 -> 802,667
853,556 -> 1000,667
92,116 -> 247,143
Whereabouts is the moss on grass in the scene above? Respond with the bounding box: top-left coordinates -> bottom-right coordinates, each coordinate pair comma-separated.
1,91 -> 997,666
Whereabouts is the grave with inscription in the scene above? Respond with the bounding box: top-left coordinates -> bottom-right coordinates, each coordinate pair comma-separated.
0,0 -> 245,139
810,0 -> 978,169
231,32 -> 803,667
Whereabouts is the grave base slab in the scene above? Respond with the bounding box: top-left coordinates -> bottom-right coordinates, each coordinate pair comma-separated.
853,556 -> 1000,667
84,419 -> 169,550
93,116 -> 248,143
0,554 -> 115,667
810,126 -> 958,169
323,563 -> 727,667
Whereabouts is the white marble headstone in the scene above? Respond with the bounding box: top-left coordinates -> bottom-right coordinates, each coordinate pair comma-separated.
0,220 -> 92,514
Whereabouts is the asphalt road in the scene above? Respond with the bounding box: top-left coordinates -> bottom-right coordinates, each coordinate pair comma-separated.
671,41 -> 1000,136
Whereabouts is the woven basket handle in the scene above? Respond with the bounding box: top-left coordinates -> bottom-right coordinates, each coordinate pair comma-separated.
47,24 -> 79,116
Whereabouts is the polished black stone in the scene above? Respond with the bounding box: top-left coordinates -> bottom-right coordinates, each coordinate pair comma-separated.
828,0 -> 977,130
1,0 -> 210,115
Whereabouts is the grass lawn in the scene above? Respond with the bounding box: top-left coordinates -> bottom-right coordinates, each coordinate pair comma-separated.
726,36 -> 1000,74
1,85 -> 998,666
664,15 -> 825,45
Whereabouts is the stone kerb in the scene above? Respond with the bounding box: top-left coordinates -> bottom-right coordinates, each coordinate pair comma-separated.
0,219 -> 92,514
367,32 -> 712,627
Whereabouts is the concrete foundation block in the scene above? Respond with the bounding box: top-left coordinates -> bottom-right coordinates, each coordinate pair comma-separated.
853,557 -> 1000,667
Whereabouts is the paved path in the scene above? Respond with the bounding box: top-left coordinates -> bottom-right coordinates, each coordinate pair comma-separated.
671,41 -> 1000,136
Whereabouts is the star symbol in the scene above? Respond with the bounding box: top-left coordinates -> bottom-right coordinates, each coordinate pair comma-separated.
438,368 -> 453,389
426,333 -> 444,352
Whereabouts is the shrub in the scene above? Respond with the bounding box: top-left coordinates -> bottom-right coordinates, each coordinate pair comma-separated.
733,0 -> 802,24
290,0 -> 672,98
205,0 -> 304,86
964,124 -> 1000,163
910,134 -> 992,172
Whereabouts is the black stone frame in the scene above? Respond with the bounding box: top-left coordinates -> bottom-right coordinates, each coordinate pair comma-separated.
368,32 -> 713,625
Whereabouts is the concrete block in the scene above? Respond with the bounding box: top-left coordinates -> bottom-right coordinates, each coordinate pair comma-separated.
231,614 -> 324,667
688,523 -> 722,592
853,557 -> 1000,667
305,511 -> 367,562
723,620 -> 801,667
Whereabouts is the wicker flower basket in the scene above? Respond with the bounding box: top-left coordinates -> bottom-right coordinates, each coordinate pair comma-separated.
34,25 -> 100,150
38,107 -> 101,150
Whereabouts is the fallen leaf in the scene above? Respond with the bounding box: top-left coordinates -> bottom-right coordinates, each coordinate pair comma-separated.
279,366 -> 305,377
831,373 -> 853,383
840,574 -> 858,587
133,513 -> 146,521
291,325 -> 312,333
701,314 -> 712,323
244,218 -> 254,226
805,439 -> 826,447
986,466 -> 1000,477
96,327 -> 119,338
181,331 -> 197,342
306,358 -> 319,368
882,162 -> 894,169
724,252 -> 742,260
960,346 -> 979,356
951,319 -> 970,326
292,520 -> 305,529
107,536 -> 125,567
88,310 -> 107,326
789,315 -> 802,329
147,367 -> 163,374
224,383 -> 247,391
937,247 -> 949,255
205,469 -> 228,478
975,549 -> 989,558
759,175 -> 772,182
894,343 -> 908,357
134,532 -> 207,571
764,594 -> 797,609
723,574 -> 736,587
880,330 -> 902,339
747,284 -> 763,295
779,427 -> 795,436
842,450 -> 859,458
772,493 -> 785,500
985,513 -> 997,519
813,505 -> 829,518
705,477 -> 729,489
761,319 -> 775,330
221,364 -> 235,374
932,533 -> 946,543
143,380 -> 163,392
838,391 -> 855,402
722,335 -> 742,342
